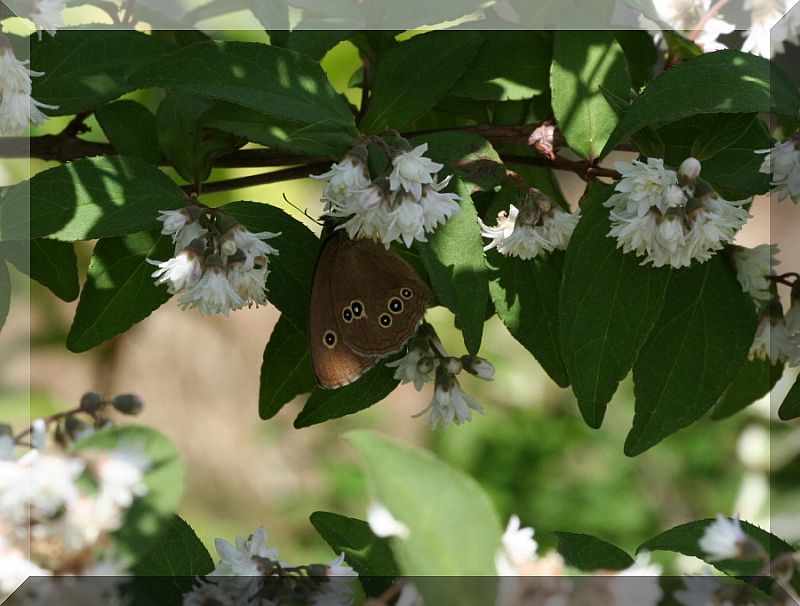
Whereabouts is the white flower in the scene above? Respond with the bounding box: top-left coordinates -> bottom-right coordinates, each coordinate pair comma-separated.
648,0 -> 734,53
756,138 -> 800,203
419,177 -> 461,232
694,15 -> 735,52
312,554 -> 359,606
462,355 -> 495,380
0,46 -> 57,133
183,579 -> 240,606
736,424 -> 770,471
366,503 -> 410,540
732,244 -> 778,302
495,515 -> 538,576
479,205 -> 552,260
698,515 -> 750,561
210,526 -> 279,578
26,452 -> 84,517
613,157 -> 678,213
382,196 -> 426,248
413,379 -> 485,430
157,209 -> 208,252
748,316 -> 800,366
149,250 -> 203,294
179,264 -> 246,316
741,0 -> 786,58
336,186 -> 392,242
230,226 -> 280,264
313,153 -> 371,205
395,583 -> 425,606
0,538 -> 51,597
30,418 -> 46,450
92,442 -> 151,508
227,260 -> 268,306
785,297 -> 800,335
610,552 -> 663,606
389,143 -> 443,199
0,434 -> 14,461
47,494 -> 122,552
540,207 -> 580,251
386,349 -> 436,391
674,574 -> 722,606
27,0 -> 66,37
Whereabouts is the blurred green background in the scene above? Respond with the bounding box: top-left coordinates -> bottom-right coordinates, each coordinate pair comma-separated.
1,17 -> 798,574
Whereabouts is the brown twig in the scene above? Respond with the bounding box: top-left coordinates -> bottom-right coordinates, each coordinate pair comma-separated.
13,405 -> 82,443
689,0 -> 733,42
182,162 -> 332,195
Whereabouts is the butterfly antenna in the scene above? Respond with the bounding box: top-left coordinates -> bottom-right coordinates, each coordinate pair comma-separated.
282,193 -> 323,226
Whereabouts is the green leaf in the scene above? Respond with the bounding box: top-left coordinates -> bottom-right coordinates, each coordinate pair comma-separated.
133,515 -> 214,604
223,202 -> 320,334
157,92 -> 244,184
129,40 -> 358,140
259,315 -> 316,420
0,261 -> 9,332
417,182 -> 487,354
66,230 -> 173,352
603,50 -> 800,156
0,156 -> 187,242
95,100 -> 162,166
554,532 -> 634,571
413,131 -> 505,194
712,359 -> 783,420
449,32 -> 551,101
73,425 -> 185,565
689,113 -> 760,161
559,184 -> 670,428
614,30 -> 658,90
488,250 -> 569,387
599,86 -> 665,159
359,31 -> 484,133
344,430 -> 502,578
639,518 -> 795,577
551,31 -> 631,159
0,239 -> 79,301
284,30 -> 353,61
779,375 -> 800,420
626,257 -> 759,456
294,362 -> 399,428
310,511 -> 398,596
30,30 -> 171,115
659,115 -> 771,197
201,102 -> 355,158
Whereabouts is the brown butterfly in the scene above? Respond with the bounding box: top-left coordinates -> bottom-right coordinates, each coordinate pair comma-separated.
309,230 -> 429,389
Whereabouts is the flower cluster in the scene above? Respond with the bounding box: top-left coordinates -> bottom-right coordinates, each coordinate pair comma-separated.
0,395 -> 150,603
748,300 -> 800,367
641,0 -> 734,53
387,324 -> 494,429
184,526 -> 358,606
732,244 -> 779,303
698,515 -> 760,562
313,141 -> 460,248
149,207 -> 280,317
0,41 -> 57,133
605,157 -> 750,268
741,0 -> 800,58
757,135 -> 800,203
479,188 -> 580,260
18,0 -> 65,37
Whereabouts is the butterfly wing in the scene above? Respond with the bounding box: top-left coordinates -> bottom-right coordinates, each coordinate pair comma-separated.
309,235 -> 379,389
330,236 -> 429,357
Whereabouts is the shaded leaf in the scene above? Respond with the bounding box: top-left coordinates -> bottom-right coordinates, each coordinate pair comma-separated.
0,239 -> 79,301
712,358 -> 783,420
554,532 -> 634,571
779,375 -> 800,420
95,100 -> 161,166
0,261 -> 9,332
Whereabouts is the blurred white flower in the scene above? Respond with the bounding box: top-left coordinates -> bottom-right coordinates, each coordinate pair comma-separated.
183,579 -> 240,606
673,574 -> 722,606
366,503 -> 410,539
312,554 -> 359,606
0,46 -> 57,133
741,0 -> 789,58
209,526 -> 279,578
748,316 -> 800,366
732,244 -> 779,302
0,537 -> 51,598
611,552 -> 663,606
698,515 -> 752,561
756,137 -> 800,203
389,143 -> 443,199
646,0 -> 734,52
736,424 -> 770,471
23,0 -> 65,37
395,582 -> 425,606
414,378 -> 485,430
92,441 -> 151,508
0,434 -> 14,461
495,515 -> 538,576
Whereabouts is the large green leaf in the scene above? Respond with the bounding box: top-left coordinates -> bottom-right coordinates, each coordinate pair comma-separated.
259,315 -> 316,420
779,375 -> 800,420
310,511 -> 398,596
603,50 -> 800,155
73,425 -> 184,566
359,31 -> 483,133
488,250 -> 569,387
626,257 -> 759,455
0,156 -> 187,242
551,31 -> 631,160
30,30 -> 172,115
449,32 -> 551,101
614,30 -> 658,90
223,202 -> 320,334
712,359 -> 783,420
559,184 -> 670,428
294,362 -> 399,428
554,532 -> 634,571
66,230 -> 173,352
0,239 -> 79,301
0,261 -> 9,332
129,40 -> 358,141
345,431 -> 501,583
95,100 -> 162,166
157,92 -> 244,184
639,518 -> 795,577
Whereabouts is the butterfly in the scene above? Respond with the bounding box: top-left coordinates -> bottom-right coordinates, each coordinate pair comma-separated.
308,230 -> 429,389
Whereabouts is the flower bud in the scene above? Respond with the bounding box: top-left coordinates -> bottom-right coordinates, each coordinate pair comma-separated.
220,238 -> 237,257
64,415 -> 92,441
678,157 -> 702,183
461,355 -> 495,380
80,392 -> 106,413
443,356 -> 463,375
416,356 -> 436,375
663,184 -> 686,208
528,123 -> 556,158
111,394 -> 144,415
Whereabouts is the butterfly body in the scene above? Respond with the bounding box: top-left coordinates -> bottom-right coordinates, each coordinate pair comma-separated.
308,231 -> 429,389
